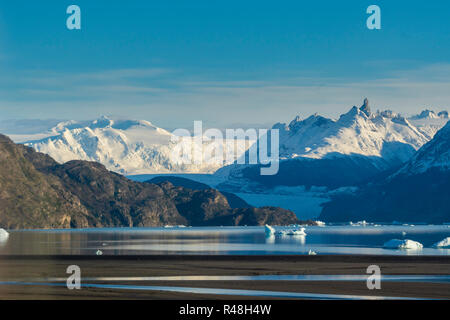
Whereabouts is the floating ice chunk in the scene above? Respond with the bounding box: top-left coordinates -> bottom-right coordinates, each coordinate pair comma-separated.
277,227 -> 307,236
433,237 -> 450,248
350,220 -> 368,226
401,231 -> 407,237
383,239 -> 423,250
308,250 -> 317,255
96,249 -> 103,256
265,225 -> 307,237
314,221 -> 326,227
0,228 -> 9,242
264,225 -> 276,237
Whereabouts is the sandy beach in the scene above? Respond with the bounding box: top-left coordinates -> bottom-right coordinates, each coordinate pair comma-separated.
0,255 -> 448,299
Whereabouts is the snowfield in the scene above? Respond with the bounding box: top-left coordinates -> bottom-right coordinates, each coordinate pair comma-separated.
20,116 -> 255,175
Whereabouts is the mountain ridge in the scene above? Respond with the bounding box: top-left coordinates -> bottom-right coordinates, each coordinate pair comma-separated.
320,121 -> 450,223
216,99 -> 440,190
0,133 -> 300,229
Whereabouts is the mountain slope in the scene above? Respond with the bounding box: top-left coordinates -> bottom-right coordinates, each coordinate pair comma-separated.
0,134 -> 90,229
397,120 -> 450,175
320,121 -> 450,223
1,133 -> 298,228
146,176 -> 251,208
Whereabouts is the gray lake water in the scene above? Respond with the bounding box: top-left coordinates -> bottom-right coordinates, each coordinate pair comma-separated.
1,225 -> 449,256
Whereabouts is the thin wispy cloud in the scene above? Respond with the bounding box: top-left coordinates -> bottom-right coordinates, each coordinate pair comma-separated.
0,63 -> 449,129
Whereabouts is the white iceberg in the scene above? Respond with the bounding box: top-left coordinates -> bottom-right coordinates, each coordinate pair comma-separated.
314,221 -> 326,227
350,220 -> 368,226
265,225 -> 307,237
308,250 -> 317,255
278,228 -> 307,236
0,228 -> 9,242
433,237 -> 450,248
383,239 -> 423,250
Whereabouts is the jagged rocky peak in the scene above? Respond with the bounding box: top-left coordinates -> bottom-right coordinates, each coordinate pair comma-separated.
339,98 -> 374,120
360,98 -> 372,117
378,109 -> 399,119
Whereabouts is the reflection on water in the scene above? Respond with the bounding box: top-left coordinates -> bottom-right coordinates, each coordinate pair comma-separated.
0,281 -> 426,300
45,274 -> 450,283
0,225 -> 449,256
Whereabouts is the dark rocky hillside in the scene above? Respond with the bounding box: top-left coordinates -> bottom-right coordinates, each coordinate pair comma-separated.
0,134 -> 90,229
146,176 -> 251,208
0,134 -> 299,229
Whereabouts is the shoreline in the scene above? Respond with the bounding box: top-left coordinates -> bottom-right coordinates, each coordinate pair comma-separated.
0,254 -> 449,263
0,255 -> 449,299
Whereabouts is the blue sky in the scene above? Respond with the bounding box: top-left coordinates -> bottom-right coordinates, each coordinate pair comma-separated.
0,0 -> 449,130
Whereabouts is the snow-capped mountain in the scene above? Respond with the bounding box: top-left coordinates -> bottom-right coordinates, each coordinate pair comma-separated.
215,99 -> 440,190
409,109 -> 441,120
408,109 -> 449,139
397,120 -> 450,175
273,98 -> 429,166
438,111 -> 449,119
21,116 -> 253,175
320,121 -> 450,223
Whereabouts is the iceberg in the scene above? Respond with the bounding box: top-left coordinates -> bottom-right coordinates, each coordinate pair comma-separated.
278,228 -> 307,236
308,250 -> 317,255
383,239 -> 423,250
350,220 -> 368,226
0,228 -> 9,242
433,237 -> 450,248
264,225 -> 307,237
